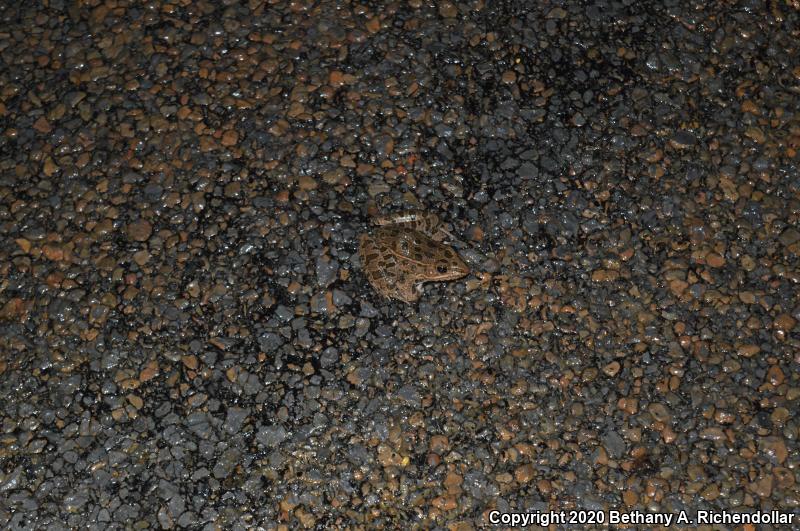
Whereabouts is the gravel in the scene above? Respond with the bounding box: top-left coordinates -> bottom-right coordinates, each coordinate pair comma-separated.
1,0 -> 799,529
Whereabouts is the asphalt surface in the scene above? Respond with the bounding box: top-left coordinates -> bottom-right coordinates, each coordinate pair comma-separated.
1,1 -> 799,529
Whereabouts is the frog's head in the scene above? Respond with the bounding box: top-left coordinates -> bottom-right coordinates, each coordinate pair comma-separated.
425,244 -> 469,281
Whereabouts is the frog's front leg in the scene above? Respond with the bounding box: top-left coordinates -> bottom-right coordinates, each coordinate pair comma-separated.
374,210 -> 448,239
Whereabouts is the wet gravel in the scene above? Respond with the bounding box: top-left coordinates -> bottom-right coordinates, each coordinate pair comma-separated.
1,0 -> 800,529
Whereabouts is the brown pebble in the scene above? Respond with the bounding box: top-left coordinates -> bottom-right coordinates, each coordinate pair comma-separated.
749,474 -> 773,498
741,100 -> 758,113
365,16 -> 380,33
618,397 -> 638,415
705,252 -> 725,267
700,483 -> 720,501
297,175 -> 317,191
623,489 -> 638,506
181,355 -> 198,370
773,313 -> 796,331
42,244 -> 63,261
139,361 -> 159,382
766,365 -> 784,386
127,219 -> 153,242
602,361 -> 620,377
43,157 -> 58,176
444,471 -> 463,494
738,291 -> 756,304
714,410 -> 735,424
592,269 -> 620,282
536,479 -> 552,495
221,129 -> 238,147
133,250 -> 150,266
328,70 -> 344,87
669,279 -> 688,297
15,238 -> 31,253
744,127 -> 766,143
127,394 -> 144,410
737,344 -> 760,357
429,435 -> 450,454
439,2 -> 457,17
514,464 -> 535,484
33,116 -> 52,133
345,370 -> 361,386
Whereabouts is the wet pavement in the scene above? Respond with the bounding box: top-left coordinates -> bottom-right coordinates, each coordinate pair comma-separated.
1,0 -> 799,529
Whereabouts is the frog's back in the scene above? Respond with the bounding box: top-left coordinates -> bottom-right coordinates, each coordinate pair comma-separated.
359,229 -> 399,299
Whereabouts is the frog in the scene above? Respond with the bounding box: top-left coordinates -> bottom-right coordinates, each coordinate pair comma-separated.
358,210 -> 469,303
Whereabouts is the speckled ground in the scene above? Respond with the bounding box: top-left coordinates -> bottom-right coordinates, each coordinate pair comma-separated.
1,0 -> 799,529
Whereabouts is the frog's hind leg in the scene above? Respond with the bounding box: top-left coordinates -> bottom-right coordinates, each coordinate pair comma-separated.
395,278 -> 420,304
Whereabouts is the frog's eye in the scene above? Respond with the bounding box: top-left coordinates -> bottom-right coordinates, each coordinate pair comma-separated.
436,264 -> 448,274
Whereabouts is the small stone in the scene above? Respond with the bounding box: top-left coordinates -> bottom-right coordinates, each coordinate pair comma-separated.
737,344 -> 760,357
15,238 -> 31,253
648,403 -> 672,423
669,279 -> 688,297
501,70 -> 516,84
444,472 -> 462,494
536,479 -> 552,495
224,182 -> 241,197
700,428 -> 726,441
749,475 -> 773,498
670,130 -> 696,148
127,394 -> 143,409
766,365 -> 785,386
181,355 -> 198,370
778,227 -> 800,247
602,361 -> 620,377
546,7 -> 568,18
738,291 -> 756,304
439,2 -> 457,18
602,430 -> 625,458
139,361 -> 159,382
221,129 -> 238,147
186,281 -> 201,298
740,100 -> 758,113
623,490 -> 638,506
429,435 -> 450,454
329,70 -> 345,87
705,252 -> 725,268
700,483 -> 720,501
760,436 -> 788,464
592,269 -> 620,282
297,175 -> 317,191
42,245 -> 63,261
773,313 -> 796,331
127,219 -> 153,242
744,127 -> 766,143
43,157 -> 58,176
365,16 -> 380,33
33,116 -> 52,133
514,464 -> 535,484
133,250 -> 150,266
